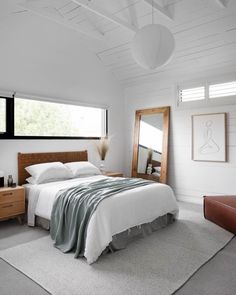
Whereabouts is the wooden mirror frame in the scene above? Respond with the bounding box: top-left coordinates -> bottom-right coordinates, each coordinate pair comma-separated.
131,106 -> 170,183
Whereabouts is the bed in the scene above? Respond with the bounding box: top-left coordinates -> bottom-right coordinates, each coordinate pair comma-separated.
19,151 -> 179,264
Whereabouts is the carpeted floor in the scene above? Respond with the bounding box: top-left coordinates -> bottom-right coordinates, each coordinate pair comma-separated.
0,202 -> 235,295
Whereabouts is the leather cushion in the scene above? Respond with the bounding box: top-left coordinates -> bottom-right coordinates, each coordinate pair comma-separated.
204,196 -> 236,234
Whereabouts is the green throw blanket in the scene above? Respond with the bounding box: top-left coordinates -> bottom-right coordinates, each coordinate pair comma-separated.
50,177 -> 153,258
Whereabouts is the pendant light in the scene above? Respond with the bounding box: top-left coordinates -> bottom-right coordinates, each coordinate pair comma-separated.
131,0 -> 175,70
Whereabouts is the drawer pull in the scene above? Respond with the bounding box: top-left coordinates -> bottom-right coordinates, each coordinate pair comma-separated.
2,204 -> 14,208
2,193 -> 13,197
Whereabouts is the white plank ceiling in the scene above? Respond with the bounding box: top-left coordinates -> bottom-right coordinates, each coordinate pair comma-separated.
2,0 -> 236,86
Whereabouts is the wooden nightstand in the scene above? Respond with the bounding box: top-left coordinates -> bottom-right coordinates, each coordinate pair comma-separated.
0,186 -> 25,224
105,171 -> 123,177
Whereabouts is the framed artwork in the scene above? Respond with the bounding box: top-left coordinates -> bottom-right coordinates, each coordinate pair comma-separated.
192,113 -> 227,162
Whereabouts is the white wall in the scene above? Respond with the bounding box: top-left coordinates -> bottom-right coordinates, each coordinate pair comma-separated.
0,14 -> 124,183
124,71 -> 236,204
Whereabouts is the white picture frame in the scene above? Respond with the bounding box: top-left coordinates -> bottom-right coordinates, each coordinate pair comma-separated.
192,113 -> 227,162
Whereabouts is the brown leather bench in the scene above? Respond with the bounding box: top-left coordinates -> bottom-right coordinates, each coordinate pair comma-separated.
204,196 -> 236,234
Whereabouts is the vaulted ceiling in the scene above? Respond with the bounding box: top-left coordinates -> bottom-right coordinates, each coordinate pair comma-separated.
1,0 -> 236,86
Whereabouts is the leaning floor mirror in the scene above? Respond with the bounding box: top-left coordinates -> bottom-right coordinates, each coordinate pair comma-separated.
132,106 -> 170,183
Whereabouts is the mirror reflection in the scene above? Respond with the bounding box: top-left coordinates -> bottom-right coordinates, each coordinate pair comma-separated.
137,114 -> 163,181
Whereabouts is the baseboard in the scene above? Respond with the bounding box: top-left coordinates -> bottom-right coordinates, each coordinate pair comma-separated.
176,194 -> 203,205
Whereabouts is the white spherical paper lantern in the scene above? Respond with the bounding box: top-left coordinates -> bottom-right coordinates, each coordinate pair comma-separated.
131,24 -> 175,70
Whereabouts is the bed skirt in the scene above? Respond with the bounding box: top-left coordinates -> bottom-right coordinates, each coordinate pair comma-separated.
106,213 -> 175,253
35,213 -> 175,254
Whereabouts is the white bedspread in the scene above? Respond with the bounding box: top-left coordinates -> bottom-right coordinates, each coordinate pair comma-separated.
25,176 -> 179,264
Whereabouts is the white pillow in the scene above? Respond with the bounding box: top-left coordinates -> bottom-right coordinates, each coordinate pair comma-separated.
25,162 -> 72,184
153,166 -> 161,173
26,176 -> 69,185
26,177 -> 37,185
65,161 -> 101,178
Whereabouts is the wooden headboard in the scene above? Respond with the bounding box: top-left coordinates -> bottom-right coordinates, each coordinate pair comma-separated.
18,150 -> 88,185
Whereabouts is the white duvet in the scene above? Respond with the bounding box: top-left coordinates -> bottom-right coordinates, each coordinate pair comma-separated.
25,175 -> 179,264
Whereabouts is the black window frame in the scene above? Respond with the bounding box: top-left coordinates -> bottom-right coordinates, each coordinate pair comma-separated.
0,96 -> 108,140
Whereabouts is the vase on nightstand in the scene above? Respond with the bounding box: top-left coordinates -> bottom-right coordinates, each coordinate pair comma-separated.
100,160 -> 105,174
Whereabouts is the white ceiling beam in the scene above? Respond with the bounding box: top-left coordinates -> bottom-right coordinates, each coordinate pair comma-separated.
215,0 -> 228,8
143,0 -> 173,21
127,0 -> 138,28
83,10 -> 105,36
71,0 -> 138,33
19,2 -> 105,40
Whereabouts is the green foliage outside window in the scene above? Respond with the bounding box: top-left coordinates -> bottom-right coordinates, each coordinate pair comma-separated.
14,98 -> 104,137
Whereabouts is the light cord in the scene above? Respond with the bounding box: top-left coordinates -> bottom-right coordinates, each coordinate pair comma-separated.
152,0 -> 154,24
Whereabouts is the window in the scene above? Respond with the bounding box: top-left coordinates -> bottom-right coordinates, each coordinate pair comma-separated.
0,98 -> 6,134
0,96 -> 107,139
14,98 -> 106,138
179,86 -> 205,102
177,78 -> 236,108
209,81 -> 236,99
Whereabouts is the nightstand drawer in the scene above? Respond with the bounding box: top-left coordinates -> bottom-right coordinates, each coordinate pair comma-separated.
0,189 -> 24,205
0,201 -> 25,219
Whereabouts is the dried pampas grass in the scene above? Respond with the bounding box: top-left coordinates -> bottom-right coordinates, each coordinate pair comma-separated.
96,137 -> 109,160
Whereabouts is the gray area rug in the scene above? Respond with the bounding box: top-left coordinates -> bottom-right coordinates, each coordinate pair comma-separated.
0,203 -> 233,295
